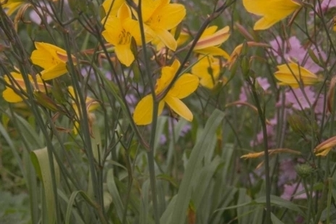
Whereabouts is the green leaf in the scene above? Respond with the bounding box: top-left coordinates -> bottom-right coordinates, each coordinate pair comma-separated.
255,195 -> 304,215
162,109 -> 224,224
65,191 -> 90,224
30,147 -> 60,224
14,114 -> 44,148
106,169 -> 124,221
271,212 -> 284,224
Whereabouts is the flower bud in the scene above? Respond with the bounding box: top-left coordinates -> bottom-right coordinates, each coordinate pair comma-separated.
296,164 -> 314,179
287,113 -> 309,134
34,90 -> 59,111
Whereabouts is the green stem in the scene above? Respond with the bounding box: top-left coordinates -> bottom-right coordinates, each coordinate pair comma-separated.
248,78 -> 271,223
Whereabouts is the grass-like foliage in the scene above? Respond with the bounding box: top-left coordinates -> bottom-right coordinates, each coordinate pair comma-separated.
1,0 -> 336,223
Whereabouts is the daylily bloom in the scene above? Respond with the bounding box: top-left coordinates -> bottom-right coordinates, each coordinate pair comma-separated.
193,26 -> 230,58
274,62 -> 320,88
30,42 -> 72,80
134,0 -> 186,51
314,136 -> 336,156
191,56 -> 221,89
68,86 -> 99,135
243,0 -> 301,30
133,59 -> 199,125
2,71 -> 48,103
102,3 -> 151,66
102,0 -> 124,16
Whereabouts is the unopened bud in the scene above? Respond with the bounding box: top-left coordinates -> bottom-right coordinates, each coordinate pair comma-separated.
34,90 -> 59,111
296,164 -> 314,179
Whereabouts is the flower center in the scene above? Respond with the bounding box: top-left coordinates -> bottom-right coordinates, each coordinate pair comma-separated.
118,29 -> 131,45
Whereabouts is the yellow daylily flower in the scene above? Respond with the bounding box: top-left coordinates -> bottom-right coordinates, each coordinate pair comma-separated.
191,56 -> 221,89
243,0 -> 301,30
102,0 -> 124,16
2,71 -> 48,103
193,26 -> 230,58
133,59 -> 199,125
274,62 -> 320,88
134,0 -> 186,51
68,86 -> 99,135
102,3 -> 151,66
314,136 -> 336,156
31,42 -> 72,80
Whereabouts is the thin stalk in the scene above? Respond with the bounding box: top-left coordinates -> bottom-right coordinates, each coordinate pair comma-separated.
126,0 -> 162,222
248,78 -> 271,223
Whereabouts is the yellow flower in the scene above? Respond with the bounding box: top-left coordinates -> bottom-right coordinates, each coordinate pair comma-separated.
135,0 -> 186,51
102,0 -> 124,16
191,56 -> 221,89
314,136 -> 336,156
2,71 -> 47,103
133,59 -> 199,125
30,42 -> 71,80
243,0 -> 301,30
68,86 -> 99,135
274,63 -> 320,88
102,3 -> 151,66
1,0 -> 26,16
193,26 -> 230,58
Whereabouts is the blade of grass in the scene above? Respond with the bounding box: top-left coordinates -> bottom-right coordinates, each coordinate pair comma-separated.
30,147 -> 60,224
164,109 -> 224,224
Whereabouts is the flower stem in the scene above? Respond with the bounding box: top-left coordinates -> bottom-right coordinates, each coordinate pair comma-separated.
248,78 -> 271,223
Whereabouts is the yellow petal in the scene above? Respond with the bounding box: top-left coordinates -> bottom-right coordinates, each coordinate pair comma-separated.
102,0 -> 124,16
314,136 -> 336,156
155,67 -> 175,94
2,87 -> 24,103
152,27 -> 177,50
123,19 -> 153,45
115,44 -> 134,66
165,95 -> 193,121
149,4 -> 186,30
169,74 -> 199,98
4,72 -> 26,88
192,57 -> 220,89
68,86 -> 75,98
117,3 -> 131,20
102,17 -> 124,45
243,0 -> 301,30
133,95 -> 165,125
40,63 -> 68,80
3,1 -> 23,16
194,46 -> 230,58
254,17 -> 280,30
31,42 -> 67,69
194,26 -> 230,50
274,63 -> 319,88
133,0 -> 163,22
200,26 -> 218,38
